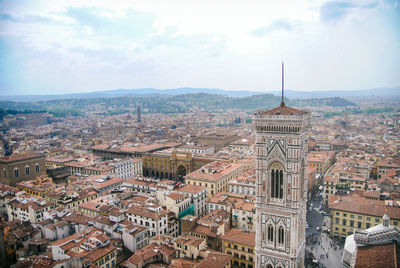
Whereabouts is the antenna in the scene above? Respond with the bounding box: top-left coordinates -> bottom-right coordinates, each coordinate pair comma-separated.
281,61 -> 284,105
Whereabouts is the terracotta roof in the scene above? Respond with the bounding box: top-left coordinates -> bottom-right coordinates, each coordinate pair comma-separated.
0,153 -> 42,162
191,225 -> 217,238
329,194 -> 400,220
175,235 -> 205,248
176,184 -> 205,194
167,192 -> 185,200
85,244 -> 116,262
197,251 -> 233,268
126,205 -> 168,219
355,242 -> 399,268
256,103 -> 307,116
221,229 -> 255,247
168,258 -> 198,268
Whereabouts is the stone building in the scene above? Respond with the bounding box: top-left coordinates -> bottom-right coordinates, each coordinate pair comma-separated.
197,132 -> 238,152
0,153 -> 46,186
254,98 -> 310,267
142,149 -> 220,180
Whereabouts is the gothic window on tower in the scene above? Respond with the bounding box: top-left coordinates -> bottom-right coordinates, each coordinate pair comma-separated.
267,224 -> 274,242
267,265 -> 273,268
278,226 -> 285,245
270,162 -> 284,199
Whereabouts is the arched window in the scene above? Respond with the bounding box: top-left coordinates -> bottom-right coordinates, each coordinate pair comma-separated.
270,163 -> 284,199
267,264 -> 273,268
2,168 -> 6,177
25,166 -> 30,175
14,168 -> 19,177
267,225 -> 274,242
35,163 -> 40,173
278,226 -> 284,245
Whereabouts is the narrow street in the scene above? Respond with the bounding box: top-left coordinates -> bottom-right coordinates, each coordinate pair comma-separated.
305,191 -> 344,268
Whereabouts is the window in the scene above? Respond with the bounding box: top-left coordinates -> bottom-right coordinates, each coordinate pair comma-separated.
350,214 -> 354,218
375,219 -> 380,223
342,219 -> 347,225
358,216 -> 362,220
335,218 -> 339,224
336,212 -> 339,215
366,217 -> 371,221
2,169 -> 5,177
278,226 -> 284,245
14,168 -> 19,177
267,225 -> 274,242
234,245 -> 238,249
350,220 -> 354,227
267,265 -> 273,268
25,166 -> 30,175
357,222 -> 362,228
35,164 -> 40,173
343,213 -> 347,217
270,163 -> 284,199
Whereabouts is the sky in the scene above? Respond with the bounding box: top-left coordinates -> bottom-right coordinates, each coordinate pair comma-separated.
0,0 -> 399,95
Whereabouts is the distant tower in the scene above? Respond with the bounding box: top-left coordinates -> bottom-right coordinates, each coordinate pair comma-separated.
137,106 -> 141,123
254,63 -> 310,268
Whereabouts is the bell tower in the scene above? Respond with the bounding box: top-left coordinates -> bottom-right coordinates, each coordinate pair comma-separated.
254,63 -> 310,268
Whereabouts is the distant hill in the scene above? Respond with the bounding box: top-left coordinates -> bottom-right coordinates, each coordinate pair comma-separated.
0,93 -> 356,118
0,86 -> 398,102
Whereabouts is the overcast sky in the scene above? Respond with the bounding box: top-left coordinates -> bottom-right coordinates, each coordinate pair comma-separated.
0,0 -> 399,95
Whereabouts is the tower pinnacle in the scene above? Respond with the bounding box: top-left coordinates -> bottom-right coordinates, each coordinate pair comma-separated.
281,61 -> 285,106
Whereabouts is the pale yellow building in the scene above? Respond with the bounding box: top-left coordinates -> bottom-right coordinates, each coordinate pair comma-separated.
185,161 -> 245,196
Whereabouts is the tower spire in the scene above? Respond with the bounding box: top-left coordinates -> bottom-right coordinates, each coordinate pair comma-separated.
281,61 -> 285,106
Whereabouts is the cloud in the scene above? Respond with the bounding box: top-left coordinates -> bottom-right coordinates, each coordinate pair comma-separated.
320,1 -> 378,23
65,7 -> 156,40
0,12 -> 52,24
251,19 -> 295,37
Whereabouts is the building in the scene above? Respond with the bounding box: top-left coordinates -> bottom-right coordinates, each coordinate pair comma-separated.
208,192 -> 255,232
197,250 -> 233,268
197,132 -> 238,152
137,106 -> 141,122
253,83 -> 310,267
221,228 -> 255,268
7,195 -> 56,224
342,213 -> 400,267
190,208 -> 230,251
0,153 -> 46,186
185,161 -> 245,196
174,184 -> 208,217
92,142 -> 177,159
108,158 -> 142,178
142,149 -> 219,180
49,227 -> 117,267
329,192 -> 400,238
228,168 -> 256,196
122,238 -> 176,268
156,191 -> 192,218
307,151 -> 335,175
3,113 -> 52,128
126,203 -> 169,237
228,136 -> 255,155
178,144 -> 215,154
322,174 -> 340,205
174,234 -> 207,259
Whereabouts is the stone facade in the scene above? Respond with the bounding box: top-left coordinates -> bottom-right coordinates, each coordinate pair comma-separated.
0,153 -> 46,186
254,103 -> 310,268
142,150 -> 219,180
